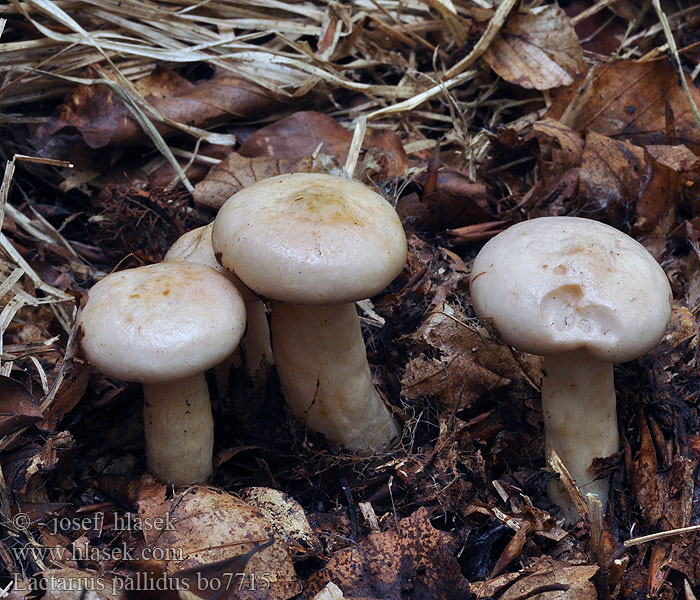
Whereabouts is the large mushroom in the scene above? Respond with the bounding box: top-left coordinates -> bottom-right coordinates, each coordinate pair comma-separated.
212,173 -> 406,453
469,216 -> 672,521
76,262 -> 246,485
164,223 -> 273,383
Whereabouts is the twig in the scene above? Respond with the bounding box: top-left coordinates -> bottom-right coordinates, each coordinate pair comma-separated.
650,0 -> 700,135
443,0 -> 518,79
624,524 -> 700,548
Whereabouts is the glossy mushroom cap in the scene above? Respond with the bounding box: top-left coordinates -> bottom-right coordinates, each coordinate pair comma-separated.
77,262 -> 246,383
211,173 -> 407,304
470,217 -> 672,362
164,223 -> 256,303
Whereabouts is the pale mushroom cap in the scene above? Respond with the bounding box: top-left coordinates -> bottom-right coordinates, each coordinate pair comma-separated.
164,223 -> 255,302
470,216 -> 672,362
164,224 -> 224,273
211,173 -> 407,305
77,262 -> 246,384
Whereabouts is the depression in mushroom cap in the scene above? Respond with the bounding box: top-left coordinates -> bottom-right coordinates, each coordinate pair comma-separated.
470,217 -> 672,362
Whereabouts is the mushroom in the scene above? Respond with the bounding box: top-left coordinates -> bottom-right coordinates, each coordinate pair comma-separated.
164,223 -> 273,387
212,173 -> 406,453
469,216 -> 672,521
76,262 -> 246,485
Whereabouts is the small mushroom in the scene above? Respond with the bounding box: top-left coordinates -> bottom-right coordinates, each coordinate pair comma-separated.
212,173 -> 406,453
77,262 -> 246,485
469,216 -> 672,521
164,223 -> 273,386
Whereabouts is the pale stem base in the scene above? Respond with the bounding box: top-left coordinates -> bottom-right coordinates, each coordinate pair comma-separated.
271,303 -> 400,454
143,374 -> 214,485
542,350 -> 619,523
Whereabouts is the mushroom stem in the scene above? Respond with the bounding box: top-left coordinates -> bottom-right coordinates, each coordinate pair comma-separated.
242,300 -> 273,373
541,350 -> 619,522
143,374 -> 214,485
271,302 -> 399,453
214,301 -> 272,399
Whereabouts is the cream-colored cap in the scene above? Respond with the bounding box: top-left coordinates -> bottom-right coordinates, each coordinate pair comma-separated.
77,262 -> 246,383
211,173 -> 407,305
470,216 -> 672,362
164,223 -> 256,302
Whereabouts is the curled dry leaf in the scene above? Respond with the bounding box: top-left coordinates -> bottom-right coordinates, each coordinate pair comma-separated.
303,507 -> 470,600
482,5 -> 585,90
490,504 -> 563,577
239,487 -> 322,557
409,167 -> 493,230
0,375 -> 43,436
547,60 -> 700,153
401,302 -> 541,411
528,120 -> 643,223
136,481 -> 299,600
37,66 -> 289,150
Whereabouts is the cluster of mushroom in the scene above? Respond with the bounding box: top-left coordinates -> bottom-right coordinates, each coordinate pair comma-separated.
469,217 -> 672,522
77,173 -> 407,486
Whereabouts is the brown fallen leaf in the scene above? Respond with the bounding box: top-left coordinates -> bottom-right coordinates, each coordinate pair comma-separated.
0,375 -> 43,436
401,302 -> 541,411
193,153 -> 331,209
411,165 -> 494,230
577,131 -> 645,225
483,5 -> 585,90
303,507 -> 470,600
136,479 -> 299,600
37,66 -> 289,150
238,111 -> 407,177
194,111 -> 407,208
530,119 -> 584,182
498,562 -> 598,600
630,410 -> 695,531
469,571 -> 523,599
635,145 -> 700,236
447,220 -> 510,243
38,361 -> 91,431
631,412 -> 664,526
547,60 -> 700,153
239,487 -> 322,557
648,540 -> 673,597
490,503 -> 562,577
238,111 -> 354,161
